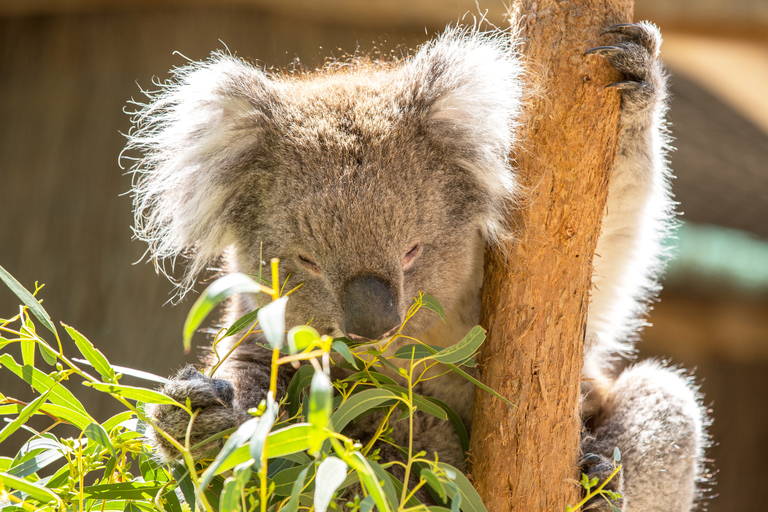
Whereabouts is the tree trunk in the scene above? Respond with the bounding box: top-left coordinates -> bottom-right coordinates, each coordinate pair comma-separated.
469,1 -> 633,511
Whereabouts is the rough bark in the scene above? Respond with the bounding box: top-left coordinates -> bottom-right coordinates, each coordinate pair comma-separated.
469,1 -> 633,511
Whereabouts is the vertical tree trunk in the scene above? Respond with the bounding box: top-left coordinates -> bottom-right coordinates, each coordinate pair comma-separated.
469,1 -> 633,511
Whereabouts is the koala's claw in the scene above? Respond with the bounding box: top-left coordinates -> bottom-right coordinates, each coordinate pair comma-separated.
578,452 -> 625,512
584,45 -> 623,57
145,365 -> 240,462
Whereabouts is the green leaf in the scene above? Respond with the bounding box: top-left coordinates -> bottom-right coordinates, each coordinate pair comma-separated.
63,324 -> 116,382
286,365 -> 315,418
37,403 -> 92,430
367,460 -> 400,511
0,391 -> 51,444
288,325 -> 320,354
430,326 -> 485,364
447,362 -> 514,407
20,337 -> 34,368
421,294 -> 446,323
330,389 -> 399,432
271,463 -> 313,497
0,265 -> 58,337
437,462 -> 487,512
125,502 -> 144,512
199,416 -> 260,490
82,482 -> 165,499
345,370 -> 398,387
84,423 -> 117,459
391,344 -> 441,360
73,359 -> 168,384
331,340 -> 358,369
0,354 -> 91,418
257,296 -> 288,349
343,451 -> 391,512
83,382 -> 183,406
218,424 -> 314,475
308,371 -> 333,454
102,411 -> 137,432
219,461 -> 252,512
8,447 -> 65,479
359,496 -> 375,512
613,447 -> 621,462
314,457 -> 348,512
282,465 -> 310,512
381,385 -> 448,420
183,273 -> 265,353
610,505 -> 622,512
421,468 -> 447,502
0,471 -> 63,505
249,396 -> 278,469
224,308 -> 260,338
172,465 -> 196,512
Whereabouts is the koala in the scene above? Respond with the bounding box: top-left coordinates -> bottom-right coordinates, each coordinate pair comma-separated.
125,22 -> 707,512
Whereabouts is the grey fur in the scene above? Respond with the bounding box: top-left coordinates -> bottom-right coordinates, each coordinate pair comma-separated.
127,23 -> 708,511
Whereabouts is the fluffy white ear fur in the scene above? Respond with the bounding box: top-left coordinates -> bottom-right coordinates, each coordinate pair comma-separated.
403,27 -> 523,241
125,53 -> 279,296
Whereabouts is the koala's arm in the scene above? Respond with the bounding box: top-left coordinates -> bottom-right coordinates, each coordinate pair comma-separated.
580,24 -> 707,512
146,337 -> 295,462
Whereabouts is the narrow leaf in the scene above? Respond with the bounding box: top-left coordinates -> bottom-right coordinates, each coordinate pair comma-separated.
257,296 -> 288,349
330,389 -> 398,432
0,392 -> 50,444
84,423 -> 117,458
431,326 -> 485,364
172,465 -> 196,512
391,344 -> 441,360
314,457 -> 348,512
0,266 -> 57,337
73,359 -> 168,384
331,340 -> 358,369
83,382 -> 183,406
224,308 -> 260,338
64,324 -> 115,382
81,482 -> 165,499
0,471 -> 63,505
421,294 -> 446,323
199,416 -> 260,490
183,273 -> 266,353
217,424 -> 314,475
282,464 -> 310,512
438,462 -> 487,512
286,365 -> 315,418
249,395 -> 278,469
344,451 -> 391,512
0,353 -> 91,417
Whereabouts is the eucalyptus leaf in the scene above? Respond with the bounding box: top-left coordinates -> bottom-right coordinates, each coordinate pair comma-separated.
288,325 -> 320,354
84,382 -> 183,407
257,296 -> 288,349
84,423 -> 117,458
330,388 -> 399,432
314,457 -> 348,512
0,265 -> 58,337
331,340 -> 357,368
421,294 -> 446,323
249,395 -> 278,469
0,470 -> 63,505
225,308 -> 260,338
64,324 -> 115,382
199,416 -> 260,490
430,326 -> 485,364
183,273 -> 266,352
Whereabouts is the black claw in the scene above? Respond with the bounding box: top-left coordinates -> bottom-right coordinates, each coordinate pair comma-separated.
601,23 -> 644,38
585,45 -> 623,57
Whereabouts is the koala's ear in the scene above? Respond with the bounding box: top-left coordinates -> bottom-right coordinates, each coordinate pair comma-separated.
401,27 -> 523,240
124,52 -> 280,295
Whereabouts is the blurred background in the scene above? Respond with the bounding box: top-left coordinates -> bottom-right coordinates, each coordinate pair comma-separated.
1,1 -> 766,509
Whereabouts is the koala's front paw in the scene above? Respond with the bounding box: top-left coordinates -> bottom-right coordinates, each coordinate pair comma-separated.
146,365 -> 240,462
578,452 -> 625,511
586,22 -> 665,123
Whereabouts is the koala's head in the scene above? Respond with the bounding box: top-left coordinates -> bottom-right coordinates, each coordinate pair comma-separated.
126,27 -> 521,342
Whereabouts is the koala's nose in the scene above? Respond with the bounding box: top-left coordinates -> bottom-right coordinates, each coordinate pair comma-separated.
342,275 -> 401,341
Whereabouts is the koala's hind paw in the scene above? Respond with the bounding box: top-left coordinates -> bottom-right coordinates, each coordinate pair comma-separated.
145,365 -> 240,462
586,22 -> 665,121
578,452 -> 625,511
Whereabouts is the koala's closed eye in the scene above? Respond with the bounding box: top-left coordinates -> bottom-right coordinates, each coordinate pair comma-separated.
297,253 -> 321,274
403,242 -> 422,270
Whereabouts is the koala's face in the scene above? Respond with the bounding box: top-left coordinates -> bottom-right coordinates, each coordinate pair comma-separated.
127,29 -> 521,342
230,73 -> 490,341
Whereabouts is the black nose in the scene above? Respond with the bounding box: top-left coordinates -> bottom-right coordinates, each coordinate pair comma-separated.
342,275 -> 401,341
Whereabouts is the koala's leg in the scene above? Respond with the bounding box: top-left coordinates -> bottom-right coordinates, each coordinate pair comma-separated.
146,338 -> 293,462
582,361 -> 705,512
